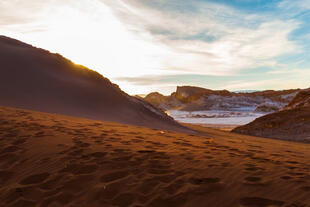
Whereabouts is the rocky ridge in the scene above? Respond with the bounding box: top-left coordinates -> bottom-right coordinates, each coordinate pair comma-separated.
143,86 -> 300,112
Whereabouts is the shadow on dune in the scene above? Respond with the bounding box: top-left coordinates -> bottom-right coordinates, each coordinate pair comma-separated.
0,36 -> 190,133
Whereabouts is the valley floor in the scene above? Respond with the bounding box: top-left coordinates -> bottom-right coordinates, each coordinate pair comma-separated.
189,123 -> 239,131
0,106 -> 310,207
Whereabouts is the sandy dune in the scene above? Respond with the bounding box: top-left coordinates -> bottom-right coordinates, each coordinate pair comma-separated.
1,106 -> 310,207
0,35 -> 187,132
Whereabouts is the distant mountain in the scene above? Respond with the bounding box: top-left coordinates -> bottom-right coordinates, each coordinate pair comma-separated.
144,86 -> 300,112
0,36 -> 189,132
232,89 -> 310,142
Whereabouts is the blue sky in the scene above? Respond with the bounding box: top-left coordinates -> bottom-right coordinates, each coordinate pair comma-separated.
1,0 -> 310,94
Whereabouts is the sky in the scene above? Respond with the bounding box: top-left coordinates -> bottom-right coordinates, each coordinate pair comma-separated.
1,0 -> 310,95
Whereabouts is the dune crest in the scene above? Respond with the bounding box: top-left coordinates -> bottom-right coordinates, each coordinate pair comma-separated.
0,36 -> 188,132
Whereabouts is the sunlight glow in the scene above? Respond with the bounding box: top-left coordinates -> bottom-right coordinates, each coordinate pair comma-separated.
1,0 -> 309,95
1,0 -> 172,93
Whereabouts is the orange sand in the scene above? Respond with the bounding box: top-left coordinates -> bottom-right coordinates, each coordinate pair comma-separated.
1,106 -> 310,207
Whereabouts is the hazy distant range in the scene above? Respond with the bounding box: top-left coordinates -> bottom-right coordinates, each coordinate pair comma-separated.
140,86 -> 301,126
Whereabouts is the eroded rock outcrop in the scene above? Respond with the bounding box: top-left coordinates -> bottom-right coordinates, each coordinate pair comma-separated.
233,89 -> 310,142
144,86 -> 300,112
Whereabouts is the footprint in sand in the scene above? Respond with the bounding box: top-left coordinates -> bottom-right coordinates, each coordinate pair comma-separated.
245,177 -> 262,182
120,141 -> 131,145
137,179 -> 160,195
12,138 -> 27,145
240,197 -> 285,207
270,153 -> 281,157
10,199 -> 36,207
77,142 -> 91,148
148,193 -> 187,207
60,163 -> 98,175
148,168 -> 171,175
100,170 -> 130,183
285,202 -> 308,207
20,173 -> 50,185
189,178 -> 224,196
34,131 -> 45,137
111,155 -> 133,162
95,181 -> 122,201
0,170 -> 13,184
61,175 -> 93,193
90,152 -> 107,158
248,144 -> 263,149
146,141 -> 167,148
157,173 -> 183,183
5,132 -> 18,138
288,172 -> 305,176
243,176 -> 269,186
94,140 -> 104,145
39,175 -> 64,191
281,176 -> 292,180
286,166 -> 298,170
248,149 -> 264,154
165,179 -> 186,195
286,160 -> 300,165
67,148 -> 84,157
1,145 -> 19,153
131,139 -> 143,143
112,193 -> 136,207
244,163 -> 264,172
189,177 -> 221,185
107,137 -> 122,142
300,186 -> 310,191
42,192 -> 75,206
244,167 -> 264,172
138,150 -> 156,154
221,162 -> 230,167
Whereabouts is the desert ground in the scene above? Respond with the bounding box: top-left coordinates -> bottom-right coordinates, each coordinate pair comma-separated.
1,106 -> 310,207
195,124 -> 240,132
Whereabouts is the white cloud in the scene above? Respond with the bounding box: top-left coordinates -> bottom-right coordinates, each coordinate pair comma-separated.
0,0 -> 174,79
278,0 -> 310,12
0,0 -> 305,94
0,0 -> 46,25
103,0 -> 301,76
